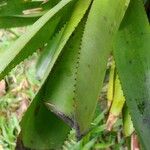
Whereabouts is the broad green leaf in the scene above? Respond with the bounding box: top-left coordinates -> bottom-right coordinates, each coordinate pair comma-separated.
0,0 -> 73,80
74,0 -> 130,137
20,2 -> 90,147
114,0 -> 150,149
36,0 -> 92,126
36,0 -> 92,81
19,87 -> 70,149
45,20 -> 85,125
20,2 -> 88,148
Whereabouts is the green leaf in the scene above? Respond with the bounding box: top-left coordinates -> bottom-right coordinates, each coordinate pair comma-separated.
20,2 -> 91,147
74,0 -> 130,137
36,0 -> 92,81
45,21 -> 85,125
114,0 -> 150,149
0,0 -> 73,80
36,26 -> 66,81
37,0 -> 92,126
19,87 -> 70,149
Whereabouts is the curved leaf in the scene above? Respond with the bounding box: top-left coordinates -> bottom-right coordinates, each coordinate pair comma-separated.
19,86 -> 70,149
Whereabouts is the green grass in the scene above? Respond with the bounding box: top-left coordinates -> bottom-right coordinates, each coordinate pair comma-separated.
0,53 -> 40,150
0,29 -> 40,149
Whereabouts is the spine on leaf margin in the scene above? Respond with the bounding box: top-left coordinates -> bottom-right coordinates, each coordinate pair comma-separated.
73,0 -> 130,139
41,0 -> 92,127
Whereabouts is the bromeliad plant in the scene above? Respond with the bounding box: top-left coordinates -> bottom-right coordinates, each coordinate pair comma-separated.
0,0 -> 150,149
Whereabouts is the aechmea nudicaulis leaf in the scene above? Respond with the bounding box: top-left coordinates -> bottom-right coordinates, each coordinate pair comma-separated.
114,0 -> 150,149
74,0 -> 130,138
44,0 -> 130,139
20,1 -> 91,148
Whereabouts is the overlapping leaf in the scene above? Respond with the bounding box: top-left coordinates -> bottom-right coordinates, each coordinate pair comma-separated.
20,1 -> 91,148
19,87 -> 70,149
44,20 -> 85,125
1,0 -> 145,149
36,0 -> 92,81
20,14 -> 88,150
0,0 -> 73,80
114,0 -> 150,149
37,0 -> 130,140
74,0 -> 130,137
